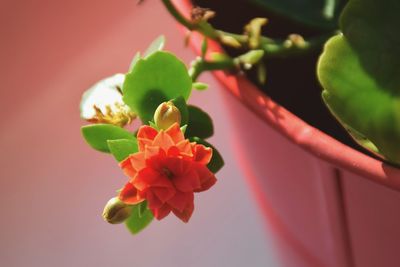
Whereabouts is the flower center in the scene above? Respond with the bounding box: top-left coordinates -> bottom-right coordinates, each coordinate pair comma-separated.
161,167 -> 174,179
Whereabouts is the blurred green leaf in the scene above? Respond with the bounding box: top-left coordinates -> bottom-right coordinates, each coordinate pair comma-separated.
186,105 -> 214,139
192,82 -> 209,91
107,139 -> 138,162
81,124 -> 135,153
125,203 -> 154,235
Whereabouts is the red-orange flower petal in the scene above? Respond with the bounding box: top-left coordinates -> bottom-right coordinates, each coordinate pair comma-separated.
152,187 -> 176,204
152,130 -> 175,151
172,167 -> 201,192
176,140 -> 194,157
193,163 -> 217,192
137,125 -> 158,151
119,182 -> 145,205
152,203 -> 171,220
165,123 -> 185,144
120,157 -> 137,178
134,167 -> 174,191
172,193 -> 194,223
118,123 -> 217,223
167,191 -> 193,212
192,144 -> 213,165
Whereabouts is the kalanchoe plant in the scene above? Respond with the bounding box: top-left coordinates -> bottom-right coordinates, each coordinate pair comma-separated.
81,0 -> 400,235
80,37 -> 224,234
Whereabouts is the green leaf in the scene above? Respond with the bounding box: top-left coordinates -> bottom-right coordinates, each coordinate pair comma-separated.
190,137 -> 224,173
192,82 -> 209,91
107,139 -> 138,162
186,105 -> 214,139
144,35 -> 166,57
180,124 -> 187,134
317,0 -> 400,163
249,0 -> 343,29
171,96 -> 189,126
125,203 -> 154,235
138,201 -> 148,217
81,124 -> 135,153
123,51 -> 192,124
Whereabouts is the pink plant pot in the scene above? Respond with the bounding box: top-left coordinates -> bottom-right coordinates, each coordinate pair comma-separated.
173,1 -> 400,267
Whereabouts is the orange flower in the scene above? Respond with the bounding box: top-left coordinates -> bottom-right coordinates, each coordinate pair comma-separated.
118,123 -> 217,222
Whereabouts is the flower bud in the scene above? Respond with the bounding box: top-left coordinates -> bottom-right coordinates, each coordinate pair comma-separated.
154,101 -> 181,130
102,197 -> 132,224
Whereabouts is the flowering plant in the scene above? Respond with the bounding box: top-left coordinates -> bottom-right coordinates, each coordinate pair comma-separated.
80,38 -> 223,234
81,0 -> 400,234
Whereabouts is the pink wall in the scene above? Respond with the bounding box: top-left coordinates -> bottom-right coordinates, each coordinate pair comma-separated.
0,1 -> 277,266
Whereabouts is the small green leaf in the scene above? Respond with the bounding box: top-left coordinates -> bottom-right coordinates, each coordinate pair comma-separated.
186,105 -> 214,139
125,203 -> 154,235
192,82 -> 209,91
180,124 -> 187,134
107,139 -> 138,162
171,96 -> 189,126
190,137 -> 224,173
129,52 -> 141,72
123,51 -> 192,123
144,35 -> 166,57
81,124 -> 135,153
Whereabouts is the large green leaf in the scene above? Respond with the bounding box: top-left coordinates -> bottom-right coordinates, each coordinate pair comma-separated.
81,124 -> 135,153
317,0 -> 400,163
186,105 -> 214,139
125,202 -> 154,235
107,139 -> 138,162
249,0 -> 343,29
123,51 -> 192,124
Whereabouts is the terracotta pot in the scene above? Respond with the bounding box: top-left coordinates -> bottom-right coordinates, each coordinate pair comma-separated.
172,1 -> 400,266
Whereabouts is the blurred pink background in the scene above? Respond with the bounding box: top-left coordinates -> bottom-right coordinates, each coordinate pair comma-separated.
0,1 -> 279,266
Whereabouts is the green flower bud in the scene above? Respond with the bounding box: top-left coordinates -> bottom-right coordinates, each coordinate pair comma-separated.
102,197 -> 132,224
154,101 -> 181,130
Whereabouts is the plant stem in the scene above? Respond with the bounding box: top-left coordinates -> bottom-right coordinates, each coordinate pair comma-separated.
161,0 -> 336,58
162,0 -> 195,30
189,57 -> 236,81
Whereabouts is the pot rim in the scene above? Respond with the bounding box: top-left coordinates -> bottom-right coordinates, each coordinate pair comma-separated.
172,0 -> 400,189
